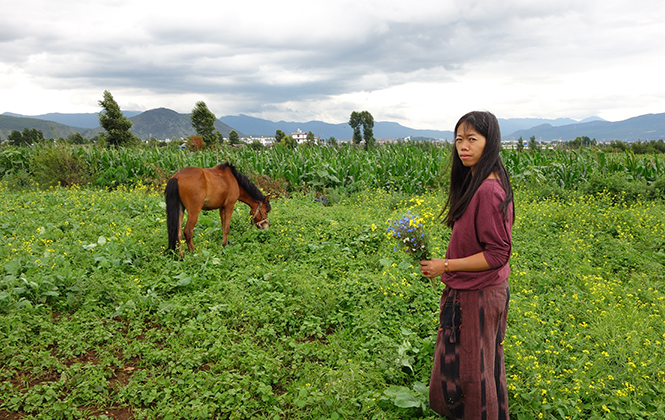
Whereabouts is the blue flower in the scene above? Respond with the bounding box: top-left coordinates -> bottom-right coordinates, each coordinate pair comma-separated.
386,213 -> 429,260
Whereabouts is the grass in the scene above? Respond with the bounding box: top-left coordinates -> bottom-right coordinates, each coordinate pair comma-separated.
0,183 -> 663,419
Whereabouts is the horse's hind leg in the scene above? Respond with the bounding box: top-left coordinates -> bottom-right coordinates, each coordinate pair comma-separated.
177,206 -> 185,257
183,208 -> 201,253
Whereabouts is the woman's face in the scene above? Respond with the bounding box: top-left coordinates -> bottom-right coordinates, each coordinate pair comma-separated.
455,122 -> 487,173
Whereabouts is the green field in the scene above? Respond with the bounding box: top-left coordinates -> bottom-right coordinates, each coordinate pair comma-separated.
1,173 -> 664,419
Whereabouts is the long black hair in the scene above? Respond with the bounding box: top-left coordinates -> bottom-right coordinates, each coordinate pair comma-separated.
443,111 -> 513,228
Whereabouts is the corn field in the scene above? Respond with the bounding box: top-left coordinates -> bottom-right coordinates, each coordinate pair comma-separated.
0,144 -> 663,194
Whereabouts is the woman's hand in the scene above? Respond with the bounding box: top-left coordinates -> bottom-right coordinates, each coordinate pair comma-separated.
420,252 -> 492,277
419,258 -> 448,278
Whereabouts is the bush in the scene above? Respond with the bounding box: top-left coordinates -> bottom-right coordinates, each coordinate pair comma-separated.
647,176 -> 665,201
582,171 -> 650,203
520,182 -> 572,202
29,146 -> 90,187
1,169 -> 35,191
187,135 -> 205,151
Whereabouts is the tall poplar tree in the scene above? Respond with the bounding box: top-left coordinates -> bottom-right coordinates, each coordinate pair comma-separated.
98,90 -> 139,147
191,101 -> 219,147
349,111 -> 363,144
360,111 -> 375,150
349,110 -> 375,149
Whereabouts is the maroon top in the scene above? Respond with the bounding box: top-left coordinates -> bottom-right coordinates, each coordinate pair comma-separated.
441,178 -> 513,290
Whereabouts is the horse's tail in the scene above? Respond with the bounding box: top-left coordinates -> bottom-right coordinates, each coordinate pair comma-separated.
165,178 -> 181,253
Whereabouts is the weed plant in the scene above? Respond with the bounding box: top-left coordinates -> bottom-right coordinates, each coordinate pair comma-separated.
0,183 -> 663,419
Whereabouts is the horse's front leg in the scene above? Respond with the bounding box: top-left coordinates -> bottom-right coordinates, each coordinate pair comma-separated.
219,205 -> 234,246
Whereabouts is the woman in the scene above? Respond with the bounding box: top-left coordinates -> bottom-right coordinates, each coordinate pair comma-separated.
420,111 -> 514,419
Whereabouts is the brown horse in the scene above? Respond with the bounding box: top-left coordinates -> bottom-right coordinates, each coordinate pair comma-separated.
165,162 -> 271,256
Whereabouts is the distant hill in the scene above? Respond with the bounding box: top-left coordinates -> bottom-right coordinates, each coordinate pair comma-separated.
498,117 -> 577,136
497,117 -> 606,137
220,114 -> 454,140
220,115 -> 355,139
83,108 -> 241,140
374,121 -> 454,140
579,116 -> 606,123
2,111 -> 141,129
499,117 -> 605,138
1,109 -> 241,141
505,113 -> 665,142
0,115 -> 87,140
221,114 -> 613,141
2,109 -> 663,142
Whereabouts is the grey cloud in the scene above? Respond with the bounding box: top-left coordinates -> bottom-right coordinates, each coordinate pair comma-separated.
4,0 -> 565,93
3,0 -> 665,124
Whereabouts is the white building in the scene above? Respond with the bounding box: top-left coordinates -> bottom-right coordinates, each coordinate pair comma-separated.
291,129 -> 308,144
245,136 -> 274,146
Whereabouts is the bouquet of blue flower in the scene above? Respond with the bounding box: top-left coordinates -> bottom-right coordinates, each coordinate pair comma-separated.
386,212 -> 430,261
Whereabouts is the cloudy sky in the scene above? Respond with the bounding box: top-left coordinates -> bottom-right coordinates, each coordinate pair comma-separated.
1,0 -> 664,130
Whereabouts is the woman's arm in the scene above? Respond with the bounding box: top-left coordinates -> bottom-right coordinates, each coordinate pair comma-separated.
419,252 -> 491,278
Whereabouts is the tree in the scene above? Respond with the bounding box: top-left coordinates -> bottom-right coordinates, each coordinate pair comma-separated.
275,129 -> 286,143
349,111 -> 363,144
228,130 -> 240,145
306,131 -> 316,145
610,140 -> 627,151
68,132 -> 88,145
517,136 -> 524,152
280,135 -> 297,149
654,139 -> 665,153
631,141 -> 648,154
528,135 -> 539,151
98,90 -> 139,147
327,136 -> 338,147
569,136 -> 595,148
568,137 -> 582,148
349,110 -> 375,148
361,111 -> 374,144
191,101 -> 219,147
23,128 -> 44,145
8,130 -> 25,146
360,111 -> 375,150
7,128 -> 44,146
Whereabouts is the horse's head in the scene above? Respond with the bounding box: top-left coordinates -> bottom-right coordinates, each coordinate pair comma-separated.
252,196 -> 271,229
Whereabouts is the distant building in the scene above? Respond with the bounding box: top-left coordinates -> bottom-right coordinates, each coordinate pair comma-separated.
246,136 -> 273,146
291,129 -> 308,144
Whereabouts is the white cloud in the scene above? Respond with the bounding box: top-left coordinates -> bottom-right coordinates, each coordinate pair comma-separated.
1,0 -> 664,128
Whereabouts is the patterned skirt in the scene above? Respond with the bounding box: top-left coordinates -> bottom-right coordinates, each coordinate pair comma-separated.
429,281 -> 510,420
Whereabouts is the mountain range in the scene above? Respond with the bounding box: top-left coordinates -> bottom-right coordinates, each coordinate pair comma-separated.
506,113 -> 665,142
1,109 -> 664,142
218,114 -> 455,140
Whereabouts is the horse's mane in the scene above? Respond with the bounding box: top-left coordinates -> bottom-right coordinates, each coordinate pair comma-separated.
218,162 -> 271,210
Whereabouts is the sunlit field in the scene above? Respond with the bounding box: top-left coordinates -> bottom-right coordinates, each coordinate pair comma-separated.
1,181 -> 663,419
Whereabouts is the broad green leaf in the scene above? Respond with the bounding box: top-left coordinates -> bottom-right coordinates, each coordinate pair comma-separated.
392,390 -> 421,408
